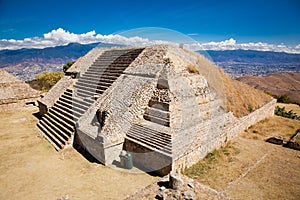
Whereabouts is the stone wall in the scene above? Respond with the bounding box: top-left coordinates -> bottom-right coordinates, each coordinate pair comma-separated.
173,99 -> 276,172
124,139 -> 172,176
0,97 -> 39,112
38,76 -> 73,116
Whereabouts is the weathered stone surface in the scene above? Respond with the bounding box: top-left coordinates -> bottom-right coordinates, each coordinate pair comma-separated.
169,172 -> 184,190
0,69 -> 40,110
156,190 -> 167,200
37,44 -> 276,175
183,190 -> 196,200
287,132 -> 300,150
187,182 -> 194,189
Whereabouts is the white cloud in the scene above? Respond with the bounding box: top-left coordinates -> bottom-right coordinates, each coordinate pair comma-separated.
0,28 -> 299,54
0,28 -> 153,50
186,38 -> 300,53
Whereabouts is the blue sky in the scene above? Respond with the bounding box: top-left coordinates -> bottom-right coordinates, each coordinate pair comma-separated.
0,0 -> 300,51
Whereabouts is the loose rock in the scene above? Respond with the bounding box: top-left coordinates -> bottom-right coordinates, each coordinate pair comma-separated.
183,190 -> 196,200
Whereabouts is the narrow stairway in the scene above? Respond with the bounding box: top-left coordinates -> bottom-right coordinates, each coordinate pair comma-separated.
37,48 -> 144,150
125,123 -> 172,155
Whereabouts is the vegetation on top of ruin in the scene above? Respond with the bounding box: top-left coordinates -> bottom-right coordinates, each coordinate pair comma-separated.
186,64 -> 199,74
63,61 -> 75,72
220,69 -> 272,117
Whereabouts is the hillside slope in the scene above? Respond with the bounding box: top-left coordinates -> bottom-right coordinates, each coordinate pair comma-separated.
189,50 -> 273,118
221,69 -> 272,117
237,72 -> 300,104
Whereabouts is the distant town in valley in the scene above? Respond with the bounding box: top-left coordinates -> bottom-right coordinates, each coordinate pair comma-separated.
0,43 -> 299,81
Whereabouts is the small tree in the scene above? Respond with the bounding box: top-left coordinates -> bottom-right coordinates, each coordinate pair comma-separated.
63,61 -> 75,72
34,71 -> 64,92
276,94 -> 291,103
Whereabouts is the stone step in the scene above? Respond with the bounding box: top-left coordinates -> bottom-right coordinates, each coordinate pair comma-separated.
63,90 -> 73,97
56,97 -> 84,114
44,114 -> 73,137
51,102 -> 77,124
39,120 -> 65,148
72,96 -> 94,106
148,99 -> 170,111
61,93 -> 94,108
84,71 -> 123,77
130,126 -> 171,146
90,63 -> 130,68
80,73 -> 120,80
75,80 -> 112,90
74,84 -> 107,94
144,107 -> 170,121
74,87 -> 104,98
86,68 -> 126,74
49,107 -> 76,126
37,122 -> 62,151
54,101 -> 82,119
126,134 -> 172,155
47,111 -> 75,131
42,116 -> 69,142
134,124 -> 171,139
59,96 -> 88,113
66,88 -> 73,93
126,124 -> 172,155
144,114 -> 170,127
77,76 -> 115,85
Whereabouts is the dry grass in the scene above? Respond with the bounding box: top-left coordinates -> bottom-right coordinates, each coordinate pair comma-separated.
241,115 -> 300,141
187,50 -> 272,118
220,69 -> 272,117
186,64 -> 199,74
0,107 -> 159,200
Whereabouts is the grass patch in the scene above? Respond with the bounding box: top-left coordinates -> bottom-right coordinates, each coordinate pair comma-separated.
184,142 -> 239,179
242,113 -> 300,141
186,65 -> 199,74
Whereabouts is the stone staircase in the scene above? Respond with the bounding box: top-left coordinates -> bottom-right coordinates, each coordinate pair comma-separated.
37,48 -> 144,150
125,123 -> 172,155
143,98 -> 170,127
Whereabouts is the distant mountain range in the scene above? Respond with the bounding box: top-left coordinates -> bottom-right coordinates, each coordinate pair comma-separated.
1,43 -> 300,81
199,50 -> 300,77
0,42 -> 116,80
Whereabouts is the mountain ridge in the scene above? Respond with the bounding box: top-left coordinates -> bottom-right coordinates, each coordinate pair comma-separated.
1,43 -> 300,81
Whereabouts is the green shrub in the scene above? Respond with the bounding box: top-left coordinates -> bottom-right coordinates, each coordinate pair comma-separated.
275,106 -> 300,120
248,105 -> 253,112
63,61 -> 75,72
276,94 -> 291,103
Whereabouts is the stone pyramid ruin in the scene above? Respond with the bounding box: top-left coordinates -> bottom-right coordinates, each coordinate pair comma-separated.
37,45 -> 276,175
0,69 -> 40,111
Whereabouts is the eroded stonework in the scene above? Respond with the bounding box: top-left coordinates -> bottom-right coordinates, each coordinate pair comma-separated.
37,45 -> 275,175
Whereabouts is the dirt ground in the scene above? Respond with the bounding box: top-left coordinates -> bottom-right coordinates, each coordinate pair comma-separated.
0,106 -> 159,200
1,104 -> 300,200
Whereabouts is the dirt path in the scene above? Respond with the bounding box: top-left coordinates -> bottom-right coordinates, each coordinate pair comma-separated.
0,107 -> 159,200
